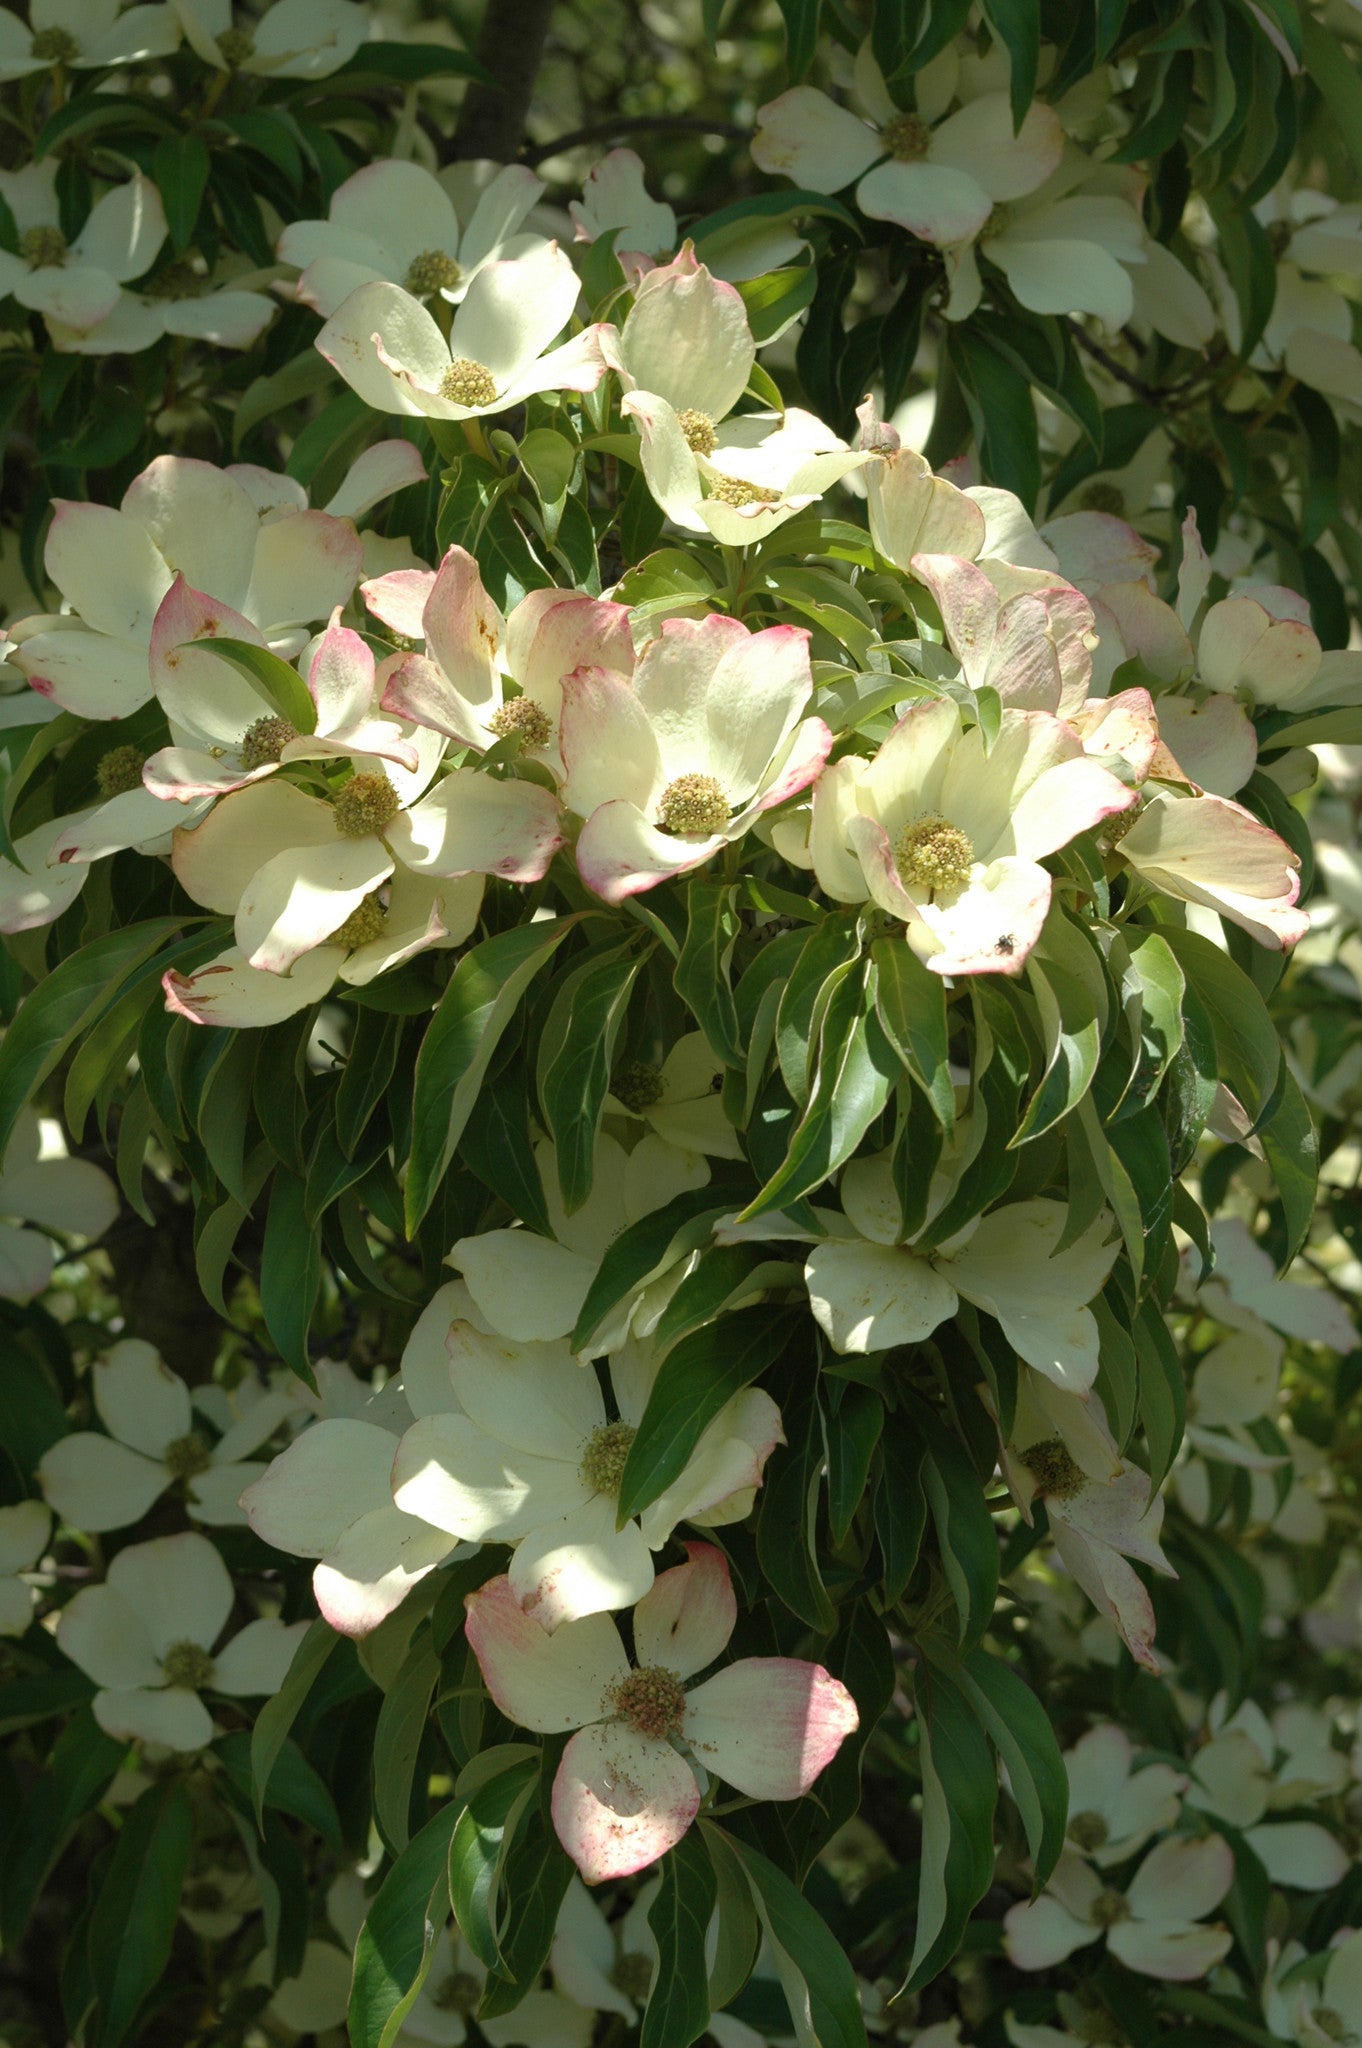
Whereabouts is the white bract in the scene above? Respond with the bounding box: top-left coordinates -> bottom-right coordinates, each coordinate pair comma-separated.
0,1500 -> 49,1636
809,695 -> 1134,976
172,0 -> 368,77
0,1107 -> 117,1301
316,241 -> 608,420
390,1315 -> 781,1630
464,1543 -> 858,1882
56,1530 -> 308,1750
1061,1725 -> 1186,1868
1004,1836 -> 1234,1980
560,613 -> 831,903
607,1034 -> 742,1159
46,258 -> 276,356
0,1 -> 179,83
279,157 -> 545,318
38,1338 -> 299,1530
570,148 -> 677,259
0,163 -> 166,336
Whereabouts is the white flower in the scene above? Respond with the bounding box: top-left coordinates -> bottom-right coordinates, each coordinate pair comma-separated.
249,1941 -> 354,2034
805,1152 -> 1117,1393
561,613 -> 831,903
1061,1725 -> 1186,1867
551,1877 -> 659,2020
316,241 -> 608,421
624,394 -> 872,544
0,1107 -> 117,1300
279,157 -> 545,319
0,0 -> 179,82
752,47 -> 1062,248
1196,1218 -> 1356,1352
465,1544 -> 858,1883
172,0 -> 367,77
906,551 -> 1096,716
1186,1723 -> 1348,1891
38,1338 -> 301,1531
571,149 -> 677,259
56,1530 -> 309,1750
46,255 -> 275,356
1004,1835 -> 1234,1980
1111,789 -> 1309,951
608,1034 -> 742,1159
809,695 -> 1134,976
392,1920 -> 595,2048
1282,1928 -> 1362,2046
390,1317 -> 781,1630
0,162 -> 166,336
0,1500 -> 49,1636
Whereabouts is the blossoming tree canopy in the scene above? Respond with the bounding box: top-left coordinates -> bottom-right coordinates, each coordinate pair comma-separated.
3,1 -> 1362,2046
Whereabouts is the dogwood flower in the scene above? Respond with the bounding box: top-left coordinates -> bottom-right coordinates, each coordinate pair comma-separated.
571,148 -> 677,259
464,1543 -> 859,1882
374,544 -> 634,770
384,1920 -> 594,2048
1189,1217 -> 1356,1353
1185,1723 -> 1348,1890
551,1878 -> 660,2020
172,0 -> 367,77
1061,1725 -> 1186,1868
1003,1836 -> 1234,1980
608,1034 -> 741,1159
46,255 -> 275,355
809,696 -> 1134,975
624,394 -> 872,544
0,1501 -> 49,1636
56,1530 -> 309,1750
0,163 -> 166,336
1111,790 -> 1308,949
1276,1929 -> 1362,2048
240,1285 -> 473,1633
806,1151 -> 1117,1390
38,1339 -> 299,1531
907,552 -> 1095,716
391,1317 -> 781,1629
561,613 -> 830,903
0,1108 -> 117,1300
316,241 -> 608,420
0,1 -> 179,83
752,49 -> 1062,248
8,453 -> 363,722
279,158 -> 545,319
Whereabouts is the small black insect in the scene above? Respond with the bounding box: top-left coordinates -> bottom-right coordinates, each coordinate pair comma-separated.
995,934 -> 1015,957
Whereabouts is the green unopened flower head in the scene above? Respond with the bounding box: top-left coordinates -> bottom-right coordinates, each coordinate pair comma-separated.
1080,480 -> 1127,518
217,26 -> 255,64
881,111 -> 930,160
613,1060 -> 664,1113
333,773 -> 400,838
1088,1888 -> 1131,1929
1020,1437 -> 1086,1503
488,697 -> 553,750
96,745 -> 146,799
161,1640 -> 215,1690
610,1665 -> 686,1741
20,225 -> 67,269
657,773 -> 729,835
580,1421 -> 637,1497
677,408 -> 718,455
1068,1810 -> 1110,1852
439,357 -> 498,408
894,813 -> 973,895
406,249 -> 463,296
239,715 -> 298,771
330,892 -> 387,950
30,25 -> 78,62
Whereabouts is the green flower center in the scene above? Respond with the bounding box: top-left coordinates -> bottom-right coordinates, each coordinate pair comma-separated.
580,1420 -> 637,1497
613,1059 -> 664,1113
439,357 -> 499,408
610,1665 -> 686,1741
881,111 -> 930,161
164,1431 -> 213,1481
434,1971 -> 482,2015
161,1640 -> 215,1691
20,225 -> 67,269
1103,797 -> 1144,848
1068,1810 -> 1110,1852
1312,2010 -> 1353,2044
1020,1438 -> 1087,1502
1089,1888 -> 1130,1929
894,813 -> 974,895
405,249 -> 463,296
1080,481 -> 1127,518
677,408 -> 718,455
329,892 -> 387,950
217,26 -> 255,64
239,714 -> 298,771
488,697 -> 553,750
96,745 -> 146,799
30,25 -> 78,61
333,772 -> 400,838
657,773 -> 729,835
141,260 -> 203,302
184,1880 -> 227,1911
611,1952 -> 655,2003
707,476 -> 780,507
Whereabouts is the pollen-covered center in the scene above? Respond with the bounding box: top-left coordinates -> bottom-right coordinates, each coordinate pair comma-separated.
677,408 -> 717,455
580,1420 -> 637,1498
613,1059 -> 664,1112
610,1665 -> 686,1741
1081,480 -> 1127,518
330,892 -> 387,950
1020,1438 -> 1087,1502
1068,1810 -> 1110,1852
881,111 -> 931,161
439,357 -> 499,408
894,813 -> 974,895
1103,796 -> 1144,848
20,225 -> 67,269
30,25 -> 78,61
707,476 -> 780,507
433,1971 -> 482,2015
239,714 -> 298,770
164,1430 -> 213,1481
333,772 -> 400,838
162,1640 -> 215,1690
405,249 -> 463,296
612,1953 -> 654,2003
142,260 -> 204,302
488,697 -> 553,750
1088,1887 -> 1131,1929
217,26 -> 255,63
96,745 -> 146,799
657,773 -> 729,836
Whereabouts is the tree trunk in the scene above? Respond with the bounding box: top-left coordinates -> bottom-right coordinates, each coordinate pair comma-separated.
452,0 -> 558,162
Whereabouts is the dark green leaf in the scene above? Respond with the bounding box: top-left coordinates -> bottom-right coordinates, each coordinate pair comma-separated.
153,132 -> 209,253
86,1783 -> 192,2048
350,1806 -> 460,2048
643,1834 -> 717,2048
538,942 -> 646,1212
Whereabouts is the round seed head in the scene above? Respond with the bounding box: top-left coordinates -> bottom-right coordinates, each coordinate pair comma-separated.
1080,481 -> 1127,518
434,1972 -> 483,2016
141,260 -> 203,302
163,1431 -> 213,1481
1068,1810 -> 1110,1852
329,892 -> 387,950
405,249 -> 463,296
881,111 -> 931,160
217,26 -> 255,63
1089,1888 -> 1131,1929
707,476 -> 780,507
657,773 -> 729,836
677,408 -> 718,455
333,772 -> 400,839
20,225 -> 67,269
580,1421 -> 637,1498
161,1640 -> 216,1691
488,697 -> 554,750
29,25 -> 78,61
439,357 -> 499,408
612,1953 -> 654,2003
613,1059 -> 664,1113
239,715 -> 298,771
894,813 -> 974,895
1020,1437 -> 1087,1503
96,745 -> 146,799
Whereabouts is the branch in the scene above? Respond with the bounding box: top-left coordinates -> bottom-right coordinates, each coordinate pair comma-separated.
522,113 -> 753,167
452,0 -> 559,163
1064,318 -> 1160,406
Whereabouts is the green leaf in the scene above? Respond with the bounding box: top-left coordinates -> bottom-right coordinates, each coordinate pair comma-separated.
948,327 -> 1040,508
676,882 -> 743,1068
1111,929 -> 1185,1118
475,1833 -> 574,2015
260,1169 -> 321,1382
775,0 -> 821,78
775,913 -> 863,1107
757,1361 -> 835,1629
406,918 -> 579,1232
234,350 -> 336,451
199,636 -> 317,733
461,1067 -> 553,1239
1300,16 -> 1362,182
918,1414 -> 998,1650
714,1829 -> 867,2048
870,938 -> 954,1132
1158,928 -> 1281,1127
617,1308 -> 797,1525
152,132 -> 209,253
1,1712 -> 125,1948
325,39 -> 493,83
572,1189 -> 739,1354
538,942 -> 646,1212
448,1755 -> 539,1974
250,1620 -> 339,1832
86,1782 -> 192,2048
979,0 -> 1040,125
374,1629 -> 441,1854
953,1648 -> 1068,1886
349,1806 -> 460,2048
1256,1062 -> 1318,1267
1135,1297 -> 1186,1492
898,1665 -> 996,1994
643,1834 -> 717,2048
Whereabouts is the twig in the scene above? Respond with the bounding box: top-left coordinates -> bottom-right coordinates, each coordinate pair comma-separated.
1064,318 -> 1161,405
522,113 -> 752,166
